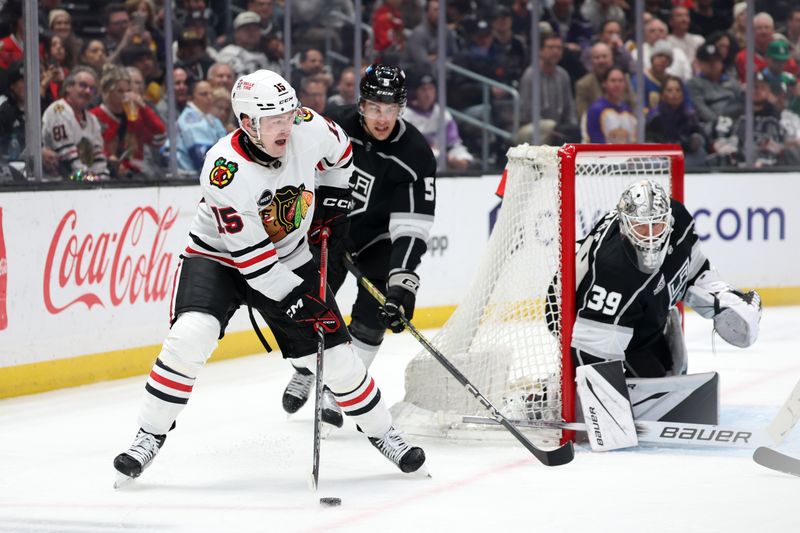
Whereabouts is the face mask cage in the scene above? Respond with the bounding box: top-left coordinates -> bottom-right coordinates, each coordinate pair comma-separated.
619,210 -> 673,273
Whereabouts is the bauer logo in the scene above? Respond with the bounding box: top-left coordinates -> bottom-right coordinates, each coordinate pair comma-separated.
659,426 -> 752,444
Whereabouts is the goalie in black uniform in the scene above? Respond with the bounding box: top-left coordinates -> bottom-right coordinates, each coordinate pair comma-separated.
280,64 -> 438,424
568,179 -> 762,381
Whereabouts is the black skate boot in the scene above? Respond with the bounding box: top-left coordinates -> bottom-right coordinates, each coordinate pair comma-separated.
113,428 -> 166,486
282,369 -> 314,414
368,427 -> 426,473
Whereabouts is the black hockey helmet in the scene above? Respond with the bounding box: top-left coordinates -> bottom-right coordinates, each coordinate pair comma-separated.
359,64 -> 407,107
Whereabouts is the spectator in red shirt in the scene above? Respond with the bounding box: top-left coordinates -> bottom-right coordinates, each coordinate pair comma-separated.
372,0 -> 405,63
90,65 -> 166,179
735,13 -> 799,82
0,3 -> 24,69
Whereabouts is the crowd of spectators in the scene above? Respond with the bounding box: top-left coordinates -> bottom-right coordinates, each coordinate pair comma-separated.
2,0 -> 800,183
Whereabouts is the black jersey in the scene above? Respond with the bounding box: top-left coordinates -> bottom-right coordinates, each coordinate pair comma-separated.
325,105 -> 437,273
571,199 -> 710,374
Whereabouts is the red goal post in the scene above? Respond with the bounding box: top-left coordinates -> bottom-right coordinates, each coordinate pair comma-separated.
392,143 -> 685,445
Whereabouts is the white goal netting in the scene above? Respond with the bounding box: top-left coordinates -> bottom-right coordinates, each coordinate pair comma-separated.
391,144 -> 680,444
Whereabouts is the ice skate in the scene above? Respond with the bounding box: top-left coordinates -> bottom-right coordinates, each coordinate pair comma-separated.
282,370 -> 314,414
321,387 -> 344,428
113,428 -> 166,487
369,427 -> 427,474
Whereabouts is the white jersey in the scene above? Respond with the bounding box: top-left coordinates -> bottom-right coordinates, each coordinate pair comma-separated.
183,107 -> 353,301
41,98 -> 109,179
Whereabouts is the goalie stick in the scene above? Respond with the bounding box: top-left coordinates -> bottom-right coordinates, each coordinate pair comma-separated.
766,378 -> 800,445
462,416 -> 771,449
753,447 -> 800,477
344,254 -> 574,467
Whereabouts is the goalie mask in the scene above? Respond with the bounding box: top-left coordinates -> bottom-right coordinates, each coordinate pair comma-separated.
617,180 -> 673,274
231,70 -> 299,156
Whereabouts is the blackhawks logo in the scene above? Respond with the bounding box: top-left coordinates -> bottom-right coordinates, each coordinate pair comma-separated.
258,183 -> 314,242
295,107 -> 314,124
209,157 -> 238,188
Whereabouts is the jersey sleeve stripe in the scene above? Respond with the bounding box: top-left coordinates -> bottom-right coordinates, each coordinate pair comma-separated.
337,142 -> 353,164
188,232 -> 219,252
230,237 -> 273,258
184,245 -> 277,269
242,262 -> 276,280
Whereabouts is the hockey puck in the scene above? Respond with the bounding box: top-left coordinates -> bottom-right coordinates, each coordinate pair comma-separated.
319,497 -> 342,507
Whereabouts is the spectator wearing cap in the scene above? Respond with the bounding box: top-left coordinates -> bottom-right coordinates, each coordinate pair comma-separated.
687,42 -> 743,137
542,0 -> 593,53
492,5 -> 528,89
645,75 -> 707,168
580,0 -> 626,35
327,67 -> 357,107
405,0 -> 459,73
762,40 -> 793,86
582,19 -> 634,74
175,79 -> 227,172
42,67 -> 109,180
217,11 -> 271,78
690,0 -> 731,37
631,40 -> 692,116
575,42 -> 636,121
517,32 -> 580,145
666,6 -> 705,66
0,3 -> 24,69
774,73 -> 800,164
734,13 -> 799,83
372,0 -> 405,64
403,71 -> 473,171
207,62 -> 236,93
175,0 -> 219,47
175,25 -> 215,82
451,17 -> 503,110
632,18 -> 693,81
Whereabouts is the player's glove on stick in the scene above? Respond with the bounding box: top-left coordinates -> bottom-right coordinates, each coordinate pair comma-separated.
279,283 -> 341,333
378,271 -> 419,333
309,185 -> 351,245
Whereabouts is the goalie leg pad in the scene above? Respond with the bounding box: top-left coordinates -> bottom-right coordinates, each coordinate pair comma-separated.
627,371 -> 719,424
576,361 -> 638,451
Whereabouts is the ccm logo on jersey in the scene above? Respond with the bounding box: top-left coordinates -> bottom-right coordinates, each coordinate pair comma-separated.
286,299 -> 304,318
322,197 -> 352,210
209,157 -> 238,188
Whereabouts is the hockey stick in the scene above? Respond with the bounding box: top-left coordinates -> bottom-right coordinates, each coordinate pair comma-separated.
310,227 -> 331,492
462,416 -> 771,449
753,447 -> 800,477
766,378 -> 800,445
343,254 -> 574,467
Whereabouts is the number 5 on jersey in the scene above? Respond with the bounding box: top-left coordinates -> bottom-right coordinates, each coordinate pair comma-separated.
586,285 -> 622,316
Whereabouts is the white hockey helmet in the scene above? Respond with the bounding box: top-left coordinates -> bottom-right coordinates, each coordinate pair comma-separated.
617,180 -> 674,273
230,70 -> 298,145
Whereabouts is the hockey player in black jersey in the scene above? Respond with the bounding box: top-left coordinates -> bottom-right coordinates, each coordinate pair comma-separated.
281,64 -> 437,422
568,180 -> 762,379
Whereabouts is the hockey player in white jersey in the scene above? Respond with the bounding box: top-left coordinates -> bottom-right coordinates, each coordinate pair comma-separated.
113,70 -> 426,484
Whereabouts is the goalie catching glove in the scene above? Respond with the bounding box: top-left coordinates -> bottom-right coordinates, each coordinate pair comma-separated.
378,270 -> 419,333
279,282 -> 341,333
684,270 -> 762,348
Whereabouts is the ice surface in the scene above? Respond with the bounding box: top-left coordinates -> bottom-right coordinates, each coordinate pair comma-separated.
1,308 -> 799,532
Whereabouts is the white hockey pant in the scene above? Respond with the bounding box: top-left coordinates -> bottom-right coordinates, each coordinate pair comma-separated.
138,312 -> 220,435
293,342 -> 392,438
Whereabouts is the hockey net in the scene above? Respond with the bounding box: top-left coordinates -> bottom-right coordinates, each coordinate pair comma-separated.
391,144 -> 684,445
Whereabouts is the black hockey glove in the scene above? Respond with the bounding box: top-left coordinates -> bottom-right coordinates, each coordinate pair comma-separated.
309,185 -> 352,246
279,283 -> 341,334
378,271 -> 419,333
